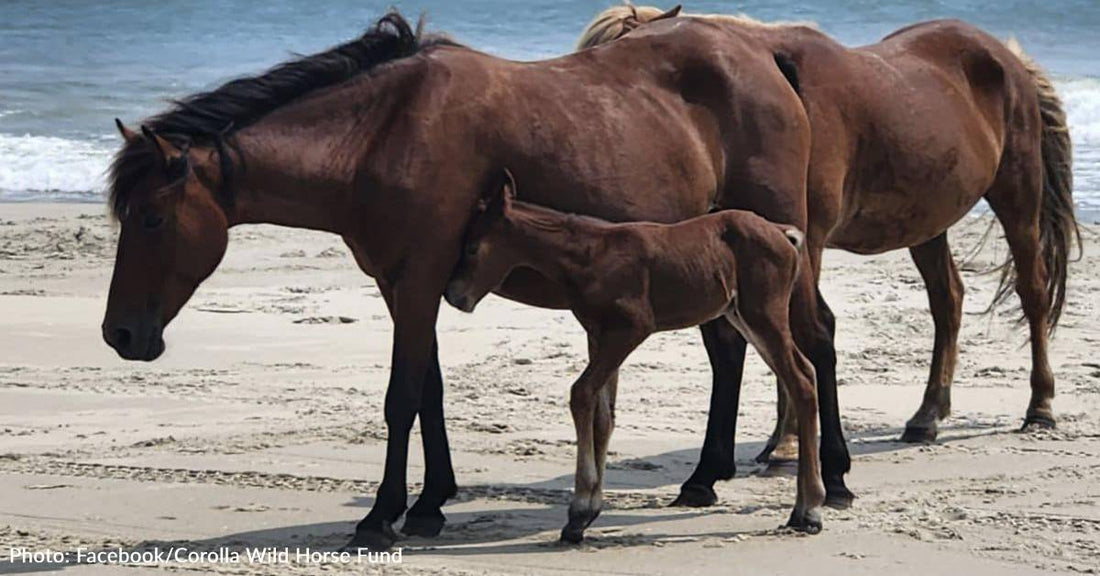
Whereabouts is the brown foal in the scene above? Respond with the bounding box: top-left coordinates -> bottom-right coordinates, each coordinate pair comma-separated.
445,170 -> 825,542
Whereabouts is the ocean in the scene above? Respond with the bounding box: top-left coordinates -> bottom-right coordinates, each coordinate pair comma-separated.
2,0 -> 1098,219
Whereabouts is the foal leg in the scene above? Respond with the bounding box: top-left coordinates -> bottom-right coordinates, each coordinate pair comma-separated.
562,328 -> 643,544
902,233 -> 964,443
986,182 -> 1057,428
789,260 -> 853,509
673,319 -> 747,507
731,305 -> 826,533
591,371 -> 618,515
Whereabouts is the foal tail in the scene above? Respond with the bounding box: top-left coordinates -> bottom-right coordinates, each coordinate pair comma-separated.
995,40 -> 1081,332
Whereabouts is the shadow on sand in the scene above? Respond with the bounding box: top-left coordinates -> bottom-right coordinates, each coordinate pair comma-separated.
0,420 -> 1014,574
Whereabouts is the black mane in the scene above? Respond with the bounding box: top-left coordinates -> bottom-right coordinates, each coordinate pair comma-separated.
109,11 -> 454,219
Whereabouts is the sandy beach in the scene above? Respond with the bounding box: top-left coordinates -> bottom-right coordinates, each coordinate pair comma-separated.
1,202 -> 1098,575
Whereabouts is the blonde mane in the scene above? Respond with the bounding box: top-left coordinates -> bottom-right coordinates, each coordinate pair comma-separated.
577,2 -> 816,50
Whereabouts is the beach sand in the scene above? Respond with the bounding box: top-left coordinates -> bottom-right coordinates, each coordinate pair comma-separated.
1,202 -> 1098,575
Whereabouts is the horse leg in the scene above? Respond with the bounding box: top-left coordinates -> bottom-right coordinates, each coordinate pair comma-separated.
347,275 -> 444,551
730,304 -> 825,532
562,328 -> 643,544
789,254 -> 853,509
757,386 -> 800,473
593,369 -> 618,495
402,339 -> 458,537
362,277 -> 457,539
672,319 -> 747,507
985,180 -> 1056,428
902,233 -> 964,442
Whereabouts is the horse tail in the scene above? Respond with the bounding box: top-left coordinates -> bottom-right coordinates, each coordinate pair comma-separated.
996,39 -> 1081,332
576,3 -> 671,50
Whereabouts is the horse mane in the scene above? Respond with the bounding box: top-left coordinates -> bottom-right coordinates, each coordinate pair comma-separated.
109,11 -> 456,220
577,2 -> 816,50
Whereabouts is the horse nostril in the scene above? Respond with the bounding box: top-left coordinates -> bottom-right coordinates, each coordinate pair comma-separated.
111,327 -> 133,351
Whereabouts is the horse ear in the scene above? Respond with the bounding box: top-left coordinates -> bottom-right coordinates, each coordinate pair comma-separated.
140,125 -> 186,169
652,4 -> 683,22
115,119 -> 139,143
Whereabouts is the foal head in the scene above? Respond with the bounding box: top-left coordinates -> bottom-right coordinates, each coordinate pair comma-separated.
444,170 -> 522,313
101,121 -> 230,361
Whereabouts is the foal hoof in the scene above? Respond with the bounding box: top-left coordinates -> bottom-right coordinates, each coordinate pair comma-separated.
900,425 -> 938,444
402,511 -> 446,538
670,483 -> 717,508
1021,414 -> 1056,430
786,508 -> 823,534
343,521 -> 400,552
560,508 -> 601,544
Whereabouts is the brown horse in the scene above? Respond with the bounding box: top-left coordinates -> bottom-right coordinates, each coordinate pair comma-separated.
578,4 -> 1079,492
445,169 -> 823,540
101,10 -> 851,549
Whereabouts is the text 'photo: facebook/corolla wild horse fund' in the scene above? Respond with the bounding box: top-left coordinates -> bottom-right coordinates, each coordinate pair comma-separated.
1,1 -> 1099,575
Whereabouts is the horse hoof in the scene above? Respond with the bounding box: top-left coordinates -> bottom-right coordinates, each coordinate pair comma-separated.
761,459 -> 798,478
900,425 -> 938,443
560,507 -> 600,544
825,486 -> 855,510
786,508 -> 823,534
1021,414 -> 1056,430
670,483 -> 717,508
560,525 -> 585,544
343,521 -> 399,552
402,512 -> 446,538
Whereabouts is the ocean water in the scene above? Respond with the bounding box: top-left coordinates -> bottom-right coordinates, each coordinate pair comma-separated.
2,0 -> 1098,218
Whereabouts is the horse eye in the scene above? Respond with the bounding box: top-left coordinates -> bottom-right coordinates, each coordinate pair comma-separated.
142,213 -> 165,231
464,242 -> 479,257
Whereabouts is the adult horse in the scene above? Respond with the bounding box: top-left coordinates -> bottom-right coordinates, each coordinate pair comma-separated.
101,10 -> 848,549
577,4 -> 1079,498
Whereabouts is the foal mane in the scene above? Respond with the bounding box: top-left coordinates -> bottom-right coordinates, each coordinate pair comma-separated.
109,11 -> 456,220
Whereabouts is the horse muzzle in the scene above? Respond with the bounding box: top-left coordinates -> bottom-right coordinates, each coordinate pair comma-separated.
102,320 -> 165,361
443,282 -> 478,313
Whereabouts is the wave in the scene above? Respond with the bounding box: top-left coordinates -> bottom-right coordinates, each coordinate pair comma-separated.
1060,77 -> 1100,146
0,133 -> 113,201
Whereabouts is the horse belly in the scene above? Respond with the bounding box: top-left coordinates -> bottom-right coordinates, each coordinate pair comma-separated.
826,126 -> 999,254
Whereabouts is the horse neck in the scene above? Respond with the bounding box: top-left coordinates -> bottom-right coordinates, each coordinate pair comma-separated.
223,80 -> 403,235
505,202 -> 603,282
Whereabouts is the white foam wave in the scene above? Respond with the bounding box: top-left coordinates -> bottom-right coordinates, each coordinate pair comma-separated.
0,133 -> 113,197
1059,77 -> 1100,146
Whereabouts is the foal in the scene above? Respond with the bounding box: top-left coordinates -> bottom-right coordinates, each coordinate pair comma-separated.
445,170 -> 825,542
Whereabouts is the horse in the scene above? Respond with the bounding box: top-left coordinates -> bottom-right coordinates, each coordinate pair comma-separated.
101,10 -> 854,549
577,3 -> 1079,499
445,169 -> 823,540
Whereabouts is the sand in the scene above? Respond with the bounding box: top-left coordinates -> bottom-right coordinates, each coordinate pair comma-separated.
0,202 -> 1098,575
